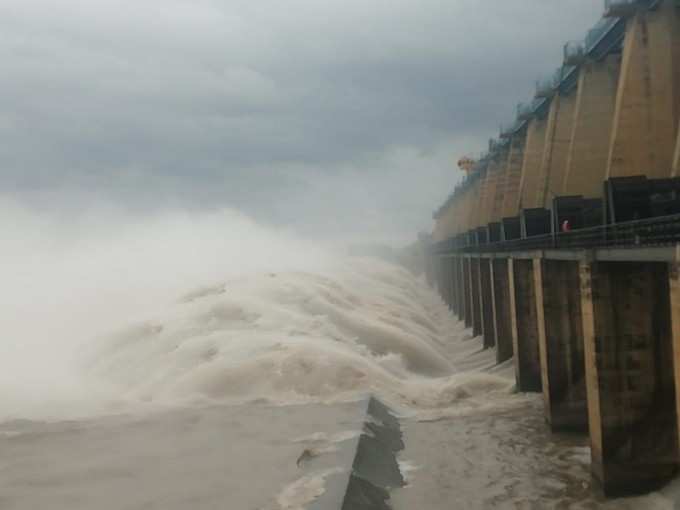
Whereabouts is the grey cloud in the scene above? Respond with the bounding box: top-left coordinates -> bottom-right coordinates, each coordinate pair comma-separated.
0,0 -> 604,240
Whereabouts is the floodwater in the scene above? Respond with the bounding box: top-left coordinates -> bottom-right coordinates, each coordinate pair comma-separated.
1,209 -> 678,508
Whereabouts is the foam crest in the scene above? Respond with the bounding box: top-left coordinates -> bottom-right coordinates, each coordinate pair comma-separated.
0,203 -> 515,419
86,257 -> 514,412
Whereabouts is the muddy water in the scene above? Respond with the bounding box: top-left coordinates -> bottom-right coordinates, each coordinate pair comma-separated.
393,398 -> 601,509
1,212 -> 677,510
393,393 -> 680,509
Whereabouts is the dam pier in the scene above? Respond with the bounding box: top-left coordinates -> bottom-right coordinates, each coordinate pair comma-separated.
429,0 -> 680,497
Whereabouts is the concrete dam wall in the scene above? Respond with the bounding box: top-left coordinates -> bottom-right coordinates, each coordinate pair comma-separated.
430,0 -> 680,498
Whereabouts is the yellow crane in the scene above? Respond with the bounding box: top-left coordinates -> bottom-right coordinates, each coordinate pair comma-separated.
457,156 -> 477,174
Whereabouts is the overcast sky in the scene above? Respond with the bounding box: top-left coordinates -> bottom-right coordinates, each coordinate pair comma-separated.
0,0 -> 604,241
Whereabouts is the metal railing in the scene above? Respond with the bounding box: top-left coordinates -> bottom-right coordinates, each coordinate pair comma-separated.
433,213 -> 680,255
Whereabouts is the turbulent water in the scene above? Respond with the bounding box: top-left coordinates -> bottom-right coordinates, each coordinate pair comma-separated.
82,258 -> 519,413
0,205 -> 518,420
2,205 -> 679,508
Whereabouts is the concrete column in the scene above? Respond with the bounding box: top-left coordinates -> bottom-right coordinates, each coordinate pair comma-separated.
446,257 -> 456,312
581,261 -> 678,496
457,257 -> 467,322
492,258 -> 514,363
435,256 -> 444,299
446,257 -> 453,308
674,119 -> 680,176
508,259 -> 543,392
535,259 -> 588,431
607,2 -> 680,180
450,257 -> 459,316
501,134 -> 527,219
563,56 -> 621,198
470,258 -> 483,337
537,94 -> 578,208
463,258 -> 473,328
441,256 -> 451,308
518,117 -> 549,210
479,259 -> 496,349
669,263 -> 680,454
441,257 -> 450,306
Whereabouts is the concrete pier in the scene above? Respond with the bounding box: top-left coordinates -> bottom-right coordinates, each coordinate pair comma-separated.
491,258 -> 514,363
463,258 -> 473,328
442,256 -> 452,310
450,257 -> 460,316
535,260 -> 588,431
447,257 -> 456,312
428,2 -> 680,500
470,258 -> 483,337
479,259 -> 496,349
508,259 -> 543,392
581,261 -> 678,496
674,120 -> 680,176
456,257 -> 466,322
441,257 -> 451,309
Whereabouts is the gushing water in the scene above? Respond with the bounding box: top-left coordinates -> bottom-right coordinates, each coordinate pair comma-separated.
0,203 -> 513,421
3,203 -> 680,508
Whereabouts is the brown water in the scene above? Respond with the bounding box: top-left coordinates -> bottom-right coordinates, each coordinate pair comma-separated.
392,396 -> 680,509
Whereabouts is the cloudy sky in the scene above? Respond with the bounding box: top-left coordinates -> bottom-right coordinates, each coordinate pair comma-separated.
0,0 -> 604,241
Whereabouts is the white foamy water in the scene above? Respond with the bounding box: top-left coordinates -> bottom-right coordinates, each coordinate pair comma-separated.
83,255 -> 519,413
0,202 -> 513,421
85,255 -> 509,407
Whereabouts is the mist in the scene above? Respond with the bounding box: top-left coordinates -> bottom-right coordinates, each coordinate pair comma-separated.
0,0 -> 604,426
0,202 -> 334,419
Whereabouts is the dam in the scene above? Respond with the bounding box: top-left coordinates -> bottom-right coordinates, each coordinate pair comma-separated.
429,0 -> 680,498
6,1 -> 680,509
